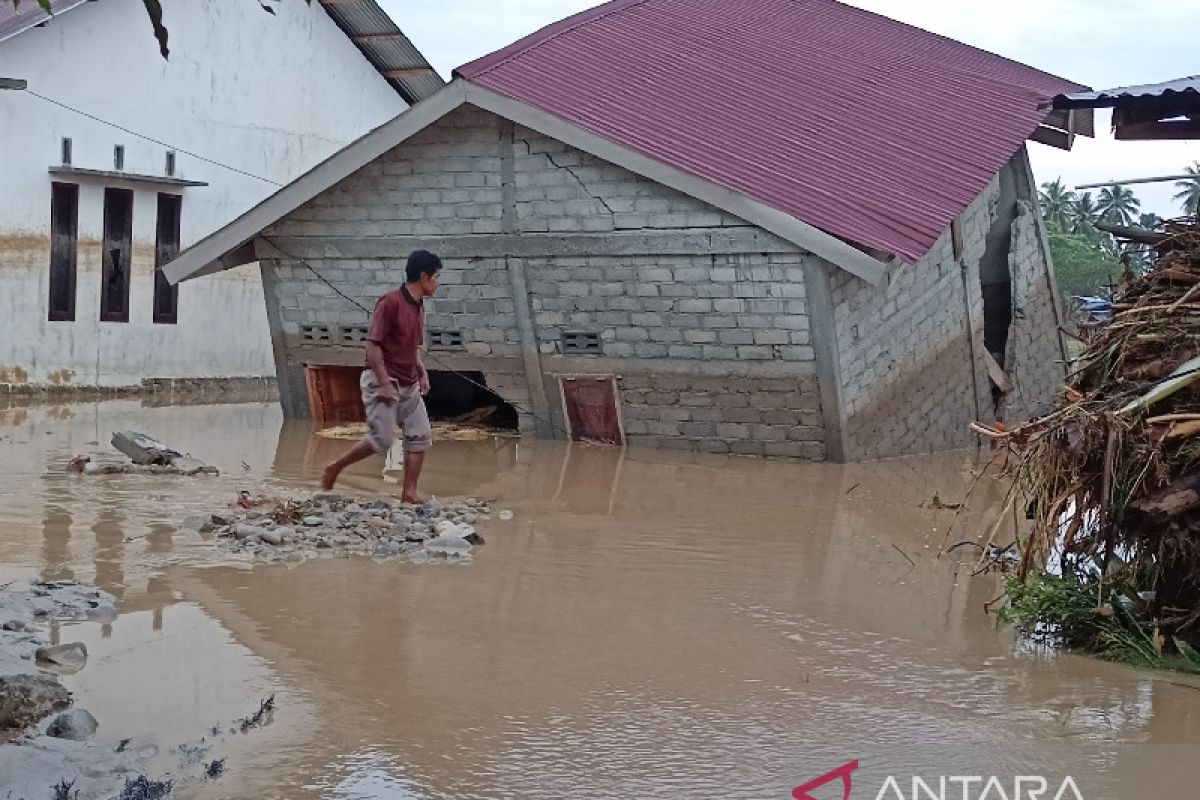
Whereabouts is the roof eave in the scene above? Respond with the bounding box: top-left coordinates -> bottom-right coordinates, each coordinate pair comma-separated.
167,78 -> 890,287
164,81 -> 471,285
315,0 -> 445,102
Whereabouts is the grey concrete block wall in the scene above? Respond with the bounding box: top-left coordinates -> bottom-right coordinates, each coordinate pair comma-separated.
827,147 -> 1065,460
525,253 -> 814,363
511,127 -> 749,233
1002,197 -> 1068,423
828,229 -> 989,460
254,104 -> 1065,462
618,373 -> 825,458
257,105 -> 829,457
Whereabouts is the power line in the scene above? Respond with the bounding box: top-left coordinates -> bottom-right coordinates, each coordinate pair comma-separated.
12,85 -> 574,437
20,88 -> 283,186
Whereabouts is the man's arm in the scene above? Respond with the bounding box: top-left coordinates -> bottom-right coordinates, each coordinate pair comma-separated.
365,341 -> 398,402
417,349 -> 430,396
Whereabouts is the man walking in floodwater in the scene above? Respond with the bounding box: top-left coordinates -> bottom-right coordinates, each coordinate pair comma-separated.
321,250 -> 441,503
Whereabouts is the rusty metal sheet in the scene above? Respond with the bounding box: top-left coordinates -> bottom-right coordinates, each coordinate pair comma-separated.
561,376 -> 624,445
305,365 -> 366,426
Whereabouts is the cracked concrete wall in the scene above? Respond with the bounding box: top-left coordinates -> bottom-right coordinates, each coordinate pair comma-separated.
261,109 -> 1063,460
829,172 -> 998,460
828,147 -> 1065,460
263,106 -> 828,458
1001,152 -> 1069,423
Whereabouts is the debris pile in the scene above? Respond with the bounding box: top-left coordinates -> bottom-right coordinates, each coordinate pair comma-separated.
70,431 -> 218,476
315,418 -> 519,442
976,219 -> 1200,649
195,494 -> 492,564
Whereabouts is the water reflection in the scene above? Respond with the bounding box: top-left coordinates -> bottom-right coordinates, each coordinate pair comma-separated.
0,398 -> 1196,799
40,503 -> 73,582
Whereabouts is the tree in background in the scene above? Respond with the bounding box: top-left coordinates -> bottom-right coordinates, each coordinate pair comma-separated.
1096,184 -> 1142,227
1176,163 -> 1200,218
1038,180 -> 1143,307
1047,232 -> 1121,303
1070,192 -> 1102,242
1038,179 -> 1076,233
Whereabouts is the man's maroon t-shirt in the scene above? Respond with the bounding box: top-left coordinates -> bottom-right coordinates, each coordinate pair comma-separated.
365,287 -> 424,385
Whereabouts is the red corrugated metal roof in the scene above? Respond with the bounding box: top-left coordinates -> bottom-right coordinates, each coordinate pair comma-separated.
457,0 -> 1085,262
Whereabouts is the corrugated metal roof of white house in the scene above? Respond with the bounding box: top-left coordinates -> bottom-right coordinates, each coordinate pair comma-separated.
315,0 -> 445,103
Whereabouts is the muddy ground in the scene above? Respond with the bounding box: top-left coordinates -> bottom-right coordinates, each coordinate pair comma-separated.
1,397 -> 1199,798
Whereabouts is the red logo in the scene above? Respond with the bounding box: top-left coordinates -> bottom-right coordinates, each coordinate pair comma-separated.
793,760 -> 860,800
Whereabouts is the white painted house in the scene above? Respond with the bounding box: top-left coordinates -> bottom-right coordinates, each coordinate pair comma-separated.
0,0 -> 440,390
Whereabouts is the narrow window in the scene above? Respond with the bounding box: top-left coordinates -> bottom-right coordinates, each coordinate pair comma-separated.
47,182 -> 79,322
113,145 -> 125,171
100,187 -> 133,322
153,193 -> 181,324
61,137 -> 72,166
164,151 -> 175,177
951,217 -> 964,260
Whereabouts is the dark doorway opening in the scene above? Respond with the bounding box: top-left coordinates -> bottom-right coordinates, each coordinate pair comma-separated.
978,159 -> 1020,412
303,366 -> 519,431
425,370 -> 518,430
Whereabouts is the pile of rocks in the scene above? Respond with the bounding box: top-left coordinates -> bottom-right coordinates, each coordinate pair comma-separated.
0,583 -> 194,797
191,495 -> 493,565
0,582 -> 114,738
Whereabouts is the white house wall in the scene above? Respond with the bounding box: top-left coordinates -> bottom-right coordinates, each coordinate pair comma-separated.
0,0 -> 408,388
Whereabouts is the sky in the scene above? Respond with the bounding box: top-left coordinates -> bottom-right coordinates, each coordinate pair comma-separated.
385,0 -> 1199,220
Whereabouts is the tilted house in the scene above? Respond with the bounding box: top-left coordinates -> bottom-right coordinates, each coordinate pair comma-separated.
165,0 -> 1092,461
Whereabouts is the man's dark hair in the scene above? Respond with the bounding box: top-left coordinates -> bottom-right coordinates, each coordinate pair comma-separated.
406,250 -> 442,283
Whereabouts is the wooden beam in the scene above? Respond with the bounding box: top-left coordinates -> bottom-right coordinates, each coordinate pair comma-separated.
1076,173 -> 1199,190
1115,119 -> 1200,141
1093,220 -> 1170,246
382,68 -> 436,81
1030,124 -> 1073,150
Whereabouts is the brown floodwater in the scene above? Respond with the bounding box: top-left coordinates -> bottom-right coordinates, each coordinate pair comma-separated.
1,397 -> 1199,799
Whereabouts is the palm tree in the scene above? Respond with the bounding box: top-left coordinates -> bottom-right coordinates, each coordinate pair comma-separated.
1174,163 -> 1200,218
1038,178 -> 1076,233
1138,212 -> 1162,231
1071,192 -> 1101,239
1096,184 -> 1142,227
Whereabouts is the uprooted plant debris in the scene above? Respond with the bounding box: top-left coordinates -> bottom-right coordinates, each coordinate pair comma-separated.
115,776 -> 173,800
53,778 -> 79,800
975,218 -> 1200,665
236,694 -> 275,734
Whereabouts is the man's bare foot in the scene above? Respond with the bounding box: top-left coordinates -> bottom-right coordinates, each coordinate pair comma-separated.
401,493 -> 427,505
321,463 -> 341,492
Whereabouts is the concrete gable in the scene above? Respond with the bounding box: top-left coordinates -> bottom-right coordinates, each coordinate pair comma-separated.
266,106 -> 754,240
